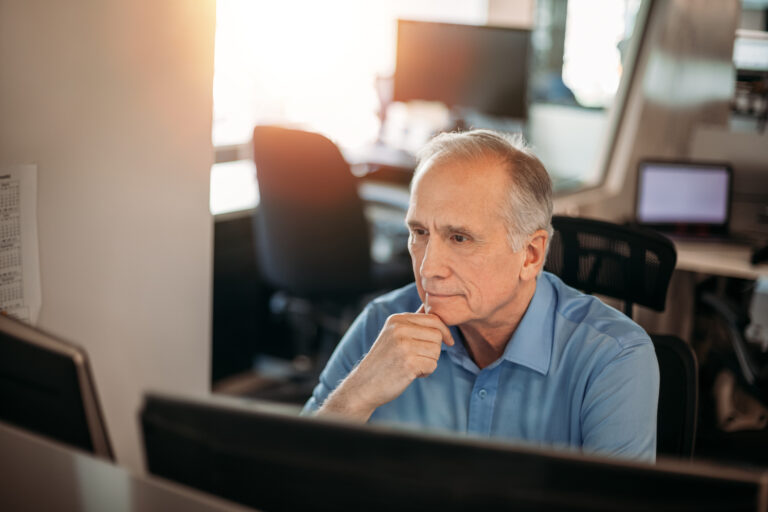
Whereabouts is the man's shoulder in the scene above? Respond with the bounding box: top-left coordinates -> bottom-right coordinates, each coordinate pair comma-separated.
543,272 -> 651,352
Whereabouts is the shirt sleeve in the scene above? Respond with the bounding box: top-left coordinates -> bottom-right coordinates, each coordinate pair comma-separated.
579,339 -> 660,462
300,303 -> 384,415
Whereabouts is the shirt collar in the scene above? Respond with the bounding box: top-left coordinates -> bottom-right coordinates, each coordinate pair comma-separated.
500,274 -> 555,375
441,274 -> 555,376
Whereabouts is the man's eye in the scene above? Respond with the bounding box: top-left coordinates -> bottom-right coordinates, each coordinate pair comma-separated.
451,234 -> 468,243
409,228 -> 427,242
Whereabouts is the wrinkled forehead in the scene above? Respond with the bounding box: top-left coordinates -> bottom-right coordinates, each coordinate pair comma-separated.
407,154 -> 511,220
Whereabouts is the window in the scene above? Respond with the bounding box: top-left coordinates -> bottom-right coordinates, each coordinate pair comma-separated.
213,0 -> 486,149
527,0 -> 643,190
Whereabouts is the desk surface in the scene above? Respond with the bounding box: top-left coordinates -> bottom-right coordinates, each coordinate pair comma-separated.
0,423 -> 255,512
674,240 -> 768,279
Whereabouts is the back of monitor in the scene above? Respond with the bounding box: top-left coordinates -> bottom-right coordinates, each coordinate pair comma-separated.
0,315 -> 112,459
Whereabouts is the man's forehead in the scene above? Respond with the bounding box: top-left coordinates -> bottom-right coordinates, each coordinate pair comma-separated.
410,156 -> 508,205
407,179 -> 508,233
415,153 -> 508,186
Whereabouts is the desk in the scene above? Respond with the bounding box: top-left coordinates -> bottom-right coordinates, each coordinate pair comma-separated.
636,239 -> 768,344
210,159 -> 411,218
0,422 -> 254,512
342,142 -> 418,172
674,240 -> 768,280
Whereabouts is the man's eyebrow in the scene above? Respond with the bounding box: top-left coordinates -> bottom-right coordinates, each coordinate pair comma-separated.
405,221 -> 481,237
406,219 -> 425,228
441,224 -> 477,235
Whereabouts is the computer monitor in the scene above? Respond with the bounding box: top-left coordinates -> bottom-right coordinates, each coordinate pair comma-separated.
0,315 -> 112,459
635,160 -> 733,237
141,392 -> 768,511
393,20 -> 530,120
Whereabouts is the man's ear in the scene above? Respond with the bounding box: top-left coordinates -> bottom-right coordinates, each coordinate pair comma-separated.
520,229 -> 549,281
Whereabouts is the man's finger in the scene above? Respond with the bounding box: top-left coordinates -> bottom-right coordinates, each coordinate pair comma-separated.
396,324 -> 444,345
411,340 -> 442,360
406,311 -> 454,347
430,316 -> 454,346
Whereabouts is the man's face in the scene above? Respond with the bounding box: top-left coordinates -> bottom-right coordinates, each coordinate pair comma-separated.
405,155 -> 529,328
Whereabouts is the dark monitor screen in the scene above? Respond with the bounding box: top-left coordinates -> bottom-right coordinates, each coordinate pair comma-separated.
393,19 -> 530,119
0,315 -> 112,459
141,392 -> 768,512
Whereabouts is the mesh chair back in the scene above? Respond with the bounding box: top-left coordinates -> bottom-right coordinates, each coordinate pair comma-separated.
545,216 -> 677,317
252,126 -> 371,297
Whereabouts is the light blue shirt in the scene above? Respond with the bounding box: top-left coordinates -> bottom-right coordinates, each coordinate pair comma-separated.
303,272 -> 659,461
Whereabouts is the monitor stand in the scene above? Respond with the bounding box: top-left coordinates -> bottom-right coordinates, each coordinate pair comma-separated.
448,106 -> 527,135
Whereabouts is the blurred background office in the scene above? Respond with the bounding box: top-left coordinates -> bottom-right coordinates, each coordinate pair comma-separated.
209,0 -> 768,468
211,0 -> 648,387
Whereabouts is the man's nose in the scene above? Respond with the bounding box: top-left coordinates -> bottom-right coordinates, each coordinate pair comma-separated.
419,237 -> 449,279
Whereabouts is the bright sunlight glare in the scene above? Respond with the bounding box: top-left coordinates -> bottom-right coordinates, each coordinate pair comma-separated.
212,0 -> 487,149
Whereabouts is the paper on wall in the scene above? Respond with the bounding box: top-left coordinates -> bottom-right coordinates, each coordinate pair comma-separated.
0,164 -> 41,324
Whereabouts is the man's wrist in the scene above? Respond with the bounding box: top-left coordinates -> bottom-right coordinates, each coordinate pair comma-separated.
316,369 -> 377,422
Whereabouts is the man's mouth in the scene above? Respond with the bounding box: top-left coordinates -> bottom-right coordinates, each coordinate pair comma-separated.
425,292 -> 458,299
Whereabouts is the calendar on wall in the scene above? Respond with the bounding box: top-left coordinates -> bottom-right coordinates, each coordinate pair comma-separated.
0,165 -> 40,324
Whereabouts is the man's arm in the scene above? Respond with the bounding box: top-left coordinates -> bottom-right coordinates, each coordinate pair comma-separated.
306,304 -> 453,422
580,340 -> 660,462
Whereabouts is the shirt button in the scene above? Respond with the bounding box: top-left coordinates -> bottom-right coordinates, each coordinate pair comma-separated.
478,389 -> 487,399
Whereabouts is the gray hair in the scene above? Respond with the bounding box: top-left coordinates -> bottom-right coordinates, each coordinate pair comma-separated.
413,129 -> 553,252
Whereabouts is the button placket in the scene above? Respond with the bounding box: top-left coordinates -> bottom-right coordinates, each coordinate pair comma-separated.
467,365 -> 501,435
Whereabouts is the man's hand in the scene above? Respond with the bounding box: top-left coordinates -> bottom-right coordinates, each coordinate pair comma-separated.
316,304 -> 454,422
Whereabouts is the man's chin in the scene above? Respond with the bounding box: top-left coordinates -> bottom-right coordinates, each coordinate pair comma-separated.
424,306 -> 467,327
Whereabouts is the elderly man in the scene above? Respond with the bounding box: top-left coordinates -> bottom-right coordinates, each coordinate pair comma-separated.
302,130 -> 659,461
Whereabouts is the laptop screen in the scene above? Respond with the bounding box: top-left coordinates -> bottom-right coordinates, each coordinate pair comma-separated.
636,161 -> 732,229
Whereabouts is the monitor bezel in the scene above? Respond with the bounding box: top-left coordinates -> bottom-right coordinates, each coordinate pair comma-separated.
0,315 -> 113,460
142,391 -> 768,511
635,159 -> 734,235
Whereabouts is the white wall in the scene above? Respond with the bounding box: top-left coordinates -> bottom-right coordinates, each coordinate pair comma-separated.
0,0 -> 216,473
690,125 -> 768,237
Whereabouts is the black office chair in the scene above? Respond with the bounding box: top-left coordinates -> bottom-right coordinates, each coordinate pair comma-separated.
545,215 -> 698,458
251,126 -> 412,367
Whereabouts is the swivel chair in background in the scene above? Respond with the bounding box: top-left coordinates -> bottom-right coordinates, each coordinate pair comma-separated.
694,289 -> 768,466
545,215 -> 698,458
250,126 -> 412,393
